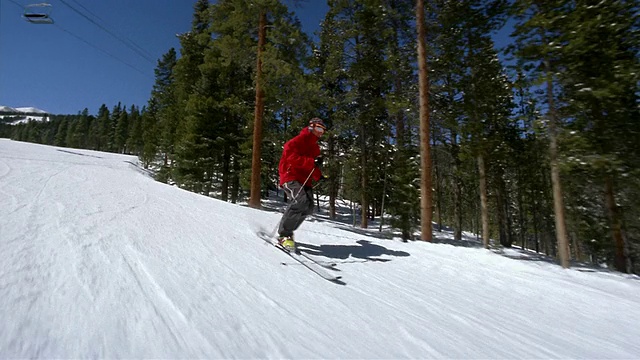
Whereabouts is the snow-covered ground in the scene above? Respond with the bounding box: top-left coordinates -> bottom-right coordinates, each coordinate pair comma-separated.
1,139 -> 639,358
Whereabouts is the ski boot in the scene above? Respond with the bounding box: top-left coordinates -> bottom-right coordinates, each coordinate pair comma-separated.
278,235 -> 297,253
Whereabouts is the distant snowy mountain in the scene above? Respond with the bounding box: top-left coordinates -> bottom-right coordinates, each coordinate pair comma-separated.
0,105 -> 50,125
15,107 -> 48,114
0,105 -> 48,114
0,106 -> 18,113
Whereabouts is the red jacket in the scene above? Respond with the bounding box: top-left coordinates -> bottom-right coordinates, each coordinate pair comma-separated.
279,128 -> 322,186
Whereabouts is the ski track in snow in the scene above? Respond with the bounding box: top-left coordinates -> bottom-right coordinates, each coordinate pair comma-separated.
1,139 -> 640,358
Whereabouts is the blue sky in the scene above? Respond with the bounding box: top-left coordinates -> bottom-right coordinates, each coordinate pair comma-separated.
0,0 -> 329,115
1,1 -> 512,116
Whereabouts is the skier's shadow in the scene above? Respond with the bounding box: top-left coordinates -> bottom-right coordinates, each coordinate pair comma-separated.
297,240 -> 410,263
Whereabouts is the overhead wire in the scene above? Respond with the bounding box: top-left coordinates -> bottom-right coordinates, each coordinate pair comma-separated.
57,0 -> 156,64
5,0 -> 24,11
53,24 -> 151,77
65,0 -> 108,26
65,0 -> 155,62
4,0 -> 151,78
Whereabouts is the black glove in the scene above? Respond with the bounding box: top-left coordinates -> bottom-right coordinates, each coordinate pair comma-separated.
315,157 -> 323,168
319,174 -> 329,182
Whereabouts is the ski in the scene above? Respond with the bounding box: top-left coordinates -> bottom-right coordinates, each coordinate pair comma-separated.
256,231 -> 345,285
275,243 -> 340,271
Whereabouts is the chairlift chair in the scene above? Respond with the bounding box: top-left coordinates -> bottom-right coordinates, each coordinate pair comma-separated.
23,3 -> 54,24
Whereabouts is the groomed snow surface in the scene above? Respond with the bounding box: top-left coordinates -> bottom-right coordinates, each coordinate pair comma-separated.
1,139 -> 639,359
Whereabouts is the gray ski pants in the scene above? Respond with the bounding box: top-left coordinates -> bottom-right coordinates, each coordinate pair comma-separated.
278,181 -> 314,238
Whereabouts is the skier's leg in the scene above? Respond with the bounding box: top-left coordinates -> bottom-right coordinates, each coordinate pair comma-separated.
287,187 -> 313,231
304,187 -> 315,216
278,181 -> 310,237
283,187 -> 315,235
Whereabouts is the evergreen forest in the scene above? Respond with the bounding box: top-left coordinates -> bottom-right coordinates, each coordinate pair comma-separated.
3,0 -> 639,274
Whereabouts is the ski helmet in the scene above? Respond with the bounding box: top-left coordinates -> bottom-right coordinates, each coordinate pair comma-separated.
309,117 -> 327,131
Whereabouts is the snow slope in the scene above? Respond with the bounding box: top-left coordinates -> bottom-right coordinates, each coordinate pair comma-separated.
1,139 -> 640,358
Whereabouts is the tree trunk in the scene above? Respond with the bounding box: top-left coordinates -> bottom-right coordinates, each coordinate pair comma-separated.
545,59 -> 570,268
478,154 -> 490,248
221,141 -> 230,202
518,177 -> 526,250
231,153 -> 239,204
532,195 -> 539,253
433,135 -> 443,232
379,159 -> 388,232
360,125 -> 369,229
416,0 -> 432,241
352,201 -> 357,227
570,231 -> 583,262
476,200 -> 480,242
249,10 -> 267,209
496,183 -> 506,246
496,171 -> 513,248
452,133 -> 462,241
605,176 -> 630,273
328,135 -> 337,220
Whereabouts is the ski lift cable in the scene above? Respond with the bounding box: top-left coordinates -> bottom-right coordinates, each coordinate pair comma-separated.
58,0 -> 154,64
65,0 -> 107,27
5,0 -> 22,11
53,23 -> 152,79
5,0 -> 150,78
66,0 -> 155,61
57,0 -> 155,64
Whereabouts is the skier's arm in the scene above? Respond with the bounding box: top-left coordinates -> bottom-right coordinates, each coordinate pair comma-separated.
311,157 -> 322,182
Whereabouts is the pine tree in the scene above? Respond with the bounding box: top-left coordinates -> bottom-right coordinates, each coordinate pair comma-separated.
313,0 -> 352,219
428,0 -> 467,240
108,103 -> 123,152
262,4 -> 316,200
511,0 -> 578,266
91,105 -> 109,152
114,108 -> 129,154
146,48 -> 178,173
323,0 -> 393,228
246,0 -> 311,207
54,118 -> 69,147
141,101 -> 159,169
171,0 -> 214,192
126,105 -> 143,156
383,0 -> 421,240
208,0 -> 261,201
557,0 -> 639,272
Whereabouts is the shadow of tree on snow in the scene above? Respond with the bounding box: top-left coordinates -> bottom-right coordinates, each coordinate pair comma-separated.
431,235 -> 485,249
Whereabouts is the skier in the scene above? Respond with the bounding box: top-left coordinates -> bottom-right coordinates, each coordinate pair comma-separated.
277,117 -> 327,252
